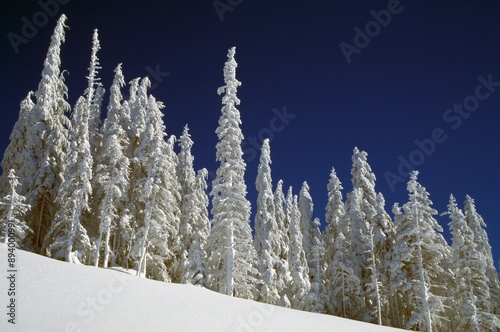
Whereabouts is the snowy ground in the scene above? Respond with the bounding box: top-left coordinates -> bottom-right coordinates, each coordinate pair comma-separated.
0,245 -> 403,331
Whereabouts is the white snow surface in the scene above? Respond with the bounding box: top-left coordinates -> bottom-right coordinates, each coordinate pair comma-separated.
0,245 -> 404,331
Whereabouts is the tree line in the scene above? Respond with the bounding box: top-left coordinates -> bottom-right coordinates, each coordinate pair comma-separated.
0,15 -> 499,332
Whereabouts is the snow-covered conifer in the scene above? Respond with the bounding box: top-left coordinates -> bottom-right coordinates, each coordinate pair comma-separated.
206,47 -> 258,299
43,96 -> 92,263
177,126 -> 210,285
131,95 -> 175,281
0,93 -> 35,197
323,167 -> 345,314
93,64 -> 130,267
344,148 -> 383,324
0,170 -> 31,247
287,189 -> 311,310
274,179 -> 291,307
24,15 -> 71,252
446,194 -> 499,331
464,195 -> 500,316
254,138 -> 280,304
299,181 -> 314,274
389,171 -> 452,331
85,29 -> 104,157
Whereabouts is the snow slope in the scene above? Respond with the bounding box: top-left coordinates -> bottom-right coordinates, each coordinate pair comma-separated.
0,245 -> 403,332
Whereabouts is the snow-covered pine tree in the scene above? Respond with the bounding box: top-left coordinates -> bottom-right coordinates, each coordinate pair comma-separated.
273,179 -> 292,307
287,190 -> 311,310
344,147 -> 383,324
206,47 -> 258,300
446,194 -> 499,331
0,93 -> 35,198
464,195 -> 500,316
24,15 -> 71,252
329,229 -> 364,320
131,95 -> 175,281
299,181 -> 314,274
389,171 -> 452,332
254,138 -> 280,304
303,217 -> 327,313
176,126 -> 210,285
185,168 -> 211,286
43,96 -> 92,263
85,29 -> 104,158
323,167 -> 346,314
0,169 -> 31,247
93,64 -> 130,268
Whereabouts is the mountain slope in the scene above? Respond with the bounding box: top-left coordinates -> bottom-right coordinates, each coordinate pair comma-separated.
0,245 -> 403,331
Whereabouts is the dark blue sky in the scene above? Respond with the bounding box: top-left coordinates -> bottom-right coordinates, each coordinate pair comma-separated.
1,1 -> 499,266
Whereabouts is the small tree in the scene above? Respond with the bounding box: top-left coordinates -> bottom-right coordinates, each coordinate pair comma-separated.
0,170 -> 31,247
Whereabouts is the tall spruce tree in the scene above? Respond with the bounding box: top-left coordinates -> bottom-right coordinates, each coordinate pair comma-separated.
24,15 -> 71,252
446,194 -> 499,331
43,96 -> 92,263
464,195 -> 500,316
254,138 -> 280,304
93,64 -> 130,268
206,47 -> 258,299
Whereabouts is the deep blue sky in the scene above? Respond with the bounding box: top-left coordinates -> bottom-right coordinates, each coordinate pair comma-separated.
1,1 -> 499,266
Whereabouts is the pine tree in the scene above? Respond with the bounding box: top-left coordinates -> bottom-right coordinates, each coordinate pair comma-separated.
299,181 -> 314,274
93,64 -> 130,268
43,96 -> 92,263
24,15 -> 71,252
288,190 -> 311,310
85,29 -> 104,158
206,47 -> 258,299
254,138 -> 280,304
0,170 -> 31,247
389,171 -> 452,332
177,126 -> 210,285
464,195 -> 500,316
273,179 -> 292,307
323,167 -> 345,314
131,95 -> 175,281
446,194 -> 499,331
0,92 -> 35,198
303,217 -> 327,313
185,168 -> 210,286
344,148 -> 383,324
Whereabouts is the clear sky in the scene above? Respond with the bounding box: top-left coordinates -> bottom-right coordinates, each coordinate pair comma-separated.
1,1 -> 499,267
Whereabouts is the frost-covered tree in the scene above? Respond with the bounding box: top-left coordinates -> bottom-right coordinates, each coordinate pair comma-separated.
329,229 -> 364,320
177,126 -> 210,286
85,29 -> 104,158
389,171 -> 452,332
185,169 -> 210,286
43,96 -> 92,263
287,189 -> 311,310
93,64 -> 130,268
0,170 -> 31,247
254,138 -> 280,304
206,47 -> 258,299
344,148 -> 383,324
0,93 -> 35,198
299,181 -> 314,274
446,194 -> 499,331
24,15 -> 71,252
131,95 -> 175,281
303,217 -> 327,313
464,195 -> 500,316
273,179 -> 291,307
323,167 -> 345,314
